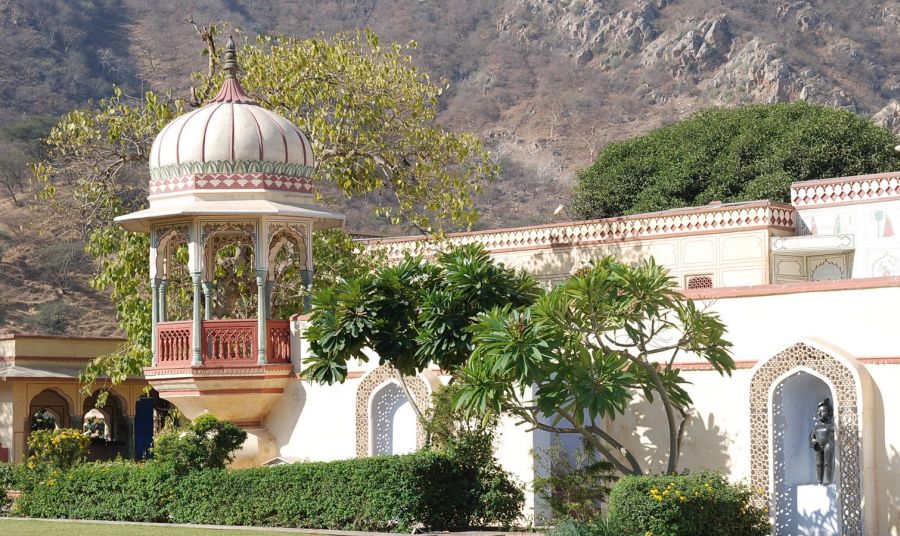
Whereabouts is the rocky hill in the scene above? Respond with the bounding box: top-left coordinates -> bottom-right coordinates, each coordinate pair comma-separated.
0,0 -> 898,335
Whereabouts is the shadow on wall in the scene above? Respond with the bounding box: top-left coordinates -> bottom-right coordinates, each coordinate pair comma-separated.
263,380 -> 307,456
871,379 -> 900,536
607,397 -> 731,475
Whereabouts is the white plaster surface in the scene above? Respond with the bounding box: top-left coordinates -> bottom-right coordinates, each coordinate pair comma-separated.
794,484 -> 840,536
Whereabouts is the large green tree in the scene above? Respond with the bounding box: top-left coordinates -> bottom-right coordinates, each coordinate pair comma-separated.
571,101 -> 900,219
454,257 -> 734,475
35,27 -> 495,388
304,243 -> 542,383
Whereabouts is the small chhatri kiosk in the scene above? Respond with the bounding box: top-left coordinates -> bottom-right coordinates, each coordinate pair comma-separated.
116,38 -> 342,464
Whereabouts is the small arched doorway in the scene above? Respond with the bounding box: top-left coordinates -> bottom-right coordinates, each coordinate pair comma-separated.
83,390 -> 128,461
28,388 -> 71,432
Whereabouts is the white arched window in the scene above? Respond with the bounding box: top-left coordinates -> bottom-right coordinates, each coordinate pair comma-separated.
370,382 -> 417,456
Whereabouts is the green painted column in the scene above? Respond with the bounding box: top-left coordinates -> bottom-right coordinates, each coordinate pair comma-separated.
150,278 -> 160,367
191,272 -> 203,366
256,269 -> 267,364
265,280 -> 274,319
201,281 -> 215,320
158,279 -> 169,323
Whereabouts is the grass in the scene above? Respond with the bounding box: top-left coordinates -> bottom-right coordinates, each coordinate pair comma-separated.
0,518 -> 319,535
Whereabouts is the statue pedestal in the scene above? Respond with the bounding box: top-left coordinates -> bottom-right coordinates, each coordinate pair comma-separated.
794,484 -> 839,536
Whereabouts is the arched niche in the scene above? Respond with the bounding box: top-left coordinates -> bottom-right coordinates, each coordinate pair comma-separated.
370,382 -> 418,456
355,365 -> 434,457
749,341 -> 869,536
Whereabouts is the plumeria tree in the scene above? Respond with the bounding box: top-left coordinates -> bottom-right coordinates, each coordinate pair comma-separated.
303,243 -> 542,417
33,26 -> 495,389
454,257 -> 735,475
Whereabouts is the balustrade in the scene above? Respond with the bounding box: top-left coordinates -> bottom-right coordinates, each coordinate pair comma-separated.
156,321 -> 192,367
154,319 -> 292,368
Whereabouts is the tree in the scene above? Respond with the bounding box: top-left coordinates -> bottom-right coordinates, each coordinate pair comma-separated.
33,27 -> 496,388
303,243 -> 542,385
454,257 -> 734,475
571,101 -> 900,219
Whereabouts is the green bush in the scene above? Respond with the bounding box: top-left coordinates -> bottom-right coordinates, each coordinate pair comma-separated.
26,300 -> 77,334
151,414 -> 247,473
423,383 -> 524,527
16,450 -> 521,531
607,471 -> 769,536
16,461 -> 174,522
27,428 -> 89,470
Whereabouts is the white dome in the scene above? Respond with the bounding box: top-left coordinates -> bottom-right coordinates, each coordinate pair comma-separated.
148,78 -> 315,182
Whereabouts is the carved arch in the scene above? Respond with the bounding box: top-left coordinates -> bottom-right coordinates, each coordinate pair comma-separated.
200,221 -> 258,280
355,365 -> 432,457
749,341 -> 864,536
267,222 -> 309,278
152,223 -> 190,278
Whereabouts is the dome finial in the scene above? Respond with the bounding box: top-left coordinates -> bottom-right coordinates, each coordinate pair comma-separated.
222,36 -> 239,79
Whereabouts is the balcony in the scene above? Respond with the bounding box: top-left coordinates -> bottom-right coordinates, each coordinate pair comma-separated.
144,318 -> 294,431
156,319 -> 292,368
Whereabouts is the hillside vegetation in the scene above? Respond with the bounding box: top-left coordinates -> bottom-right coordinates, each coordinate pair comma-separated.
0,0 -> 898,335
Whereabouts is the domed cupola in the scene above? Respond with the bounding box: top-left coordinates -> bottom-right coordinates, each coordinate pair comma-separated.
148,38 -> 315,198
118,36 -> 342,232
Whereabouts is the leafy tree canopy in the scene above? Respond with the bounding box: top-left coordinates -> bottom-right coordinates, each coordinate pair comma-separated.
571,101 -> 900,219
303,243 -> 542,383
34,26 -> 494,390
454,257 -> 734,476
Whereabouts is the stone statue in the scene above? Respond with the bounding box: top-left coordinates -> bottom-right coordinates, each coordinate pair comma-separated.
809,397 -> 836,485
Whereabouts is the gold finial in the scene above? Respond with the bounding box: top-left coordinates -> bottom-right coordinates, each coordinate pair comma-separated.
222,36 -> 239,79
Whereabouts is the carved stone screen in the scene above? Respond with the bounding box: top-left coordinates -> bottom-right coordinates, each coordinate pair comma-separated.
749,343 -> 863,536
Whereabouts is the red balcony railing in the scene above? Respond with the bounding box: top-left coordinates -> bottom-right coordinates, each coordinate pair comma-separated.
154,319 -> 292,368
157,322 -> 192,366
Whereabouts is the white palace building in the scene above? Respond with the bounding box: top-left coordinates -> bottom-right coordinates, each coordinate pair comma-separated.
3,40 -> 900,535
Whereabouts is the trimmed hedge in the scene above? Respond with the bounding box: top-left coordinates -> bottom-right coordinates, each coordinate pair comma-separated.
607,471 -> 769,536
15,450 -> 521,531
15,462 -> 174,522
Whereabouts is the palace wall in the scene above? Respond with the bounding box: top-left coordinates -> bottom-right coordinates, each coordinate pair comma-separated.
607,281 -> 900,535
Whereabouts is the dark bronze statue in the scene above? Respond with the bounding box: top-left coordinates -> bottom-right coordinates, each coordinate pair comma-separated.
809,398 -> 836,485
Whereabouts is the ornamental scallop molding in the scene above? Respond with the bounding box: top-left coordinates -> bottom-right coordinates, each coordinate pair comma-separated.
200,221 -> 257,247
370,202 -> 795,259
149,160 -> 316,181
149,173 -> 314,195
791,171 -> 900,208
151,222 -> 190,248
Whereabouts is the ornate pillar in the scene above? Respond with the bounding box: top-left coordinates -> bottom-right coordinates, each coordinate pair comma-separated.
150,278 -> 160,367
191,272 -> 203,366
201,281 -> 215,320
158,280 -> 169,323
256,269 -> 267,364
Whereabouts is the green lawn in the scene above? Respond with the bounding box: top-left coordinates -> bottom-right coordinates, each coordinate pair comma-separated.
0,518 -> 319,535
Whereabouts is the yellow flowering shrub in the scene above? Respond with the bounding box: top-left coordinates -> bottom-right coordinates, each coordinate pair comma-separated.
608,471 -> 770,536
27,428 -> 89,470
